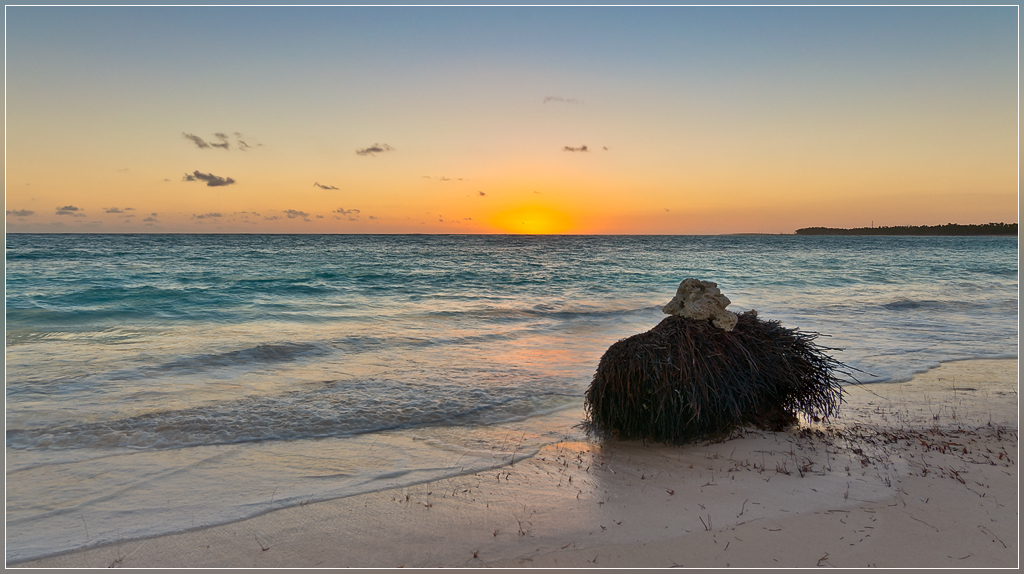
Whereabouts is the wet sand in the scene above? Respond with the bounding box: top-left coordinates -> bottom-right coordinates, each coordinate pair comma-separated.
10,358 -> 1017,568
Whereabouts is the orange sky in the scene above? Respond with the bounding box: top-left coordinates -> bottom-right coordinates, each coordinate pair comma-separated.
5,6 -> 1018,234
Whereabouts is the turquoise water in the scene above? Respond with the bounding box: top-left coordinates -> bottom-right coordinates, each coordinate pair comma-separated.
5,234 -> 1018,561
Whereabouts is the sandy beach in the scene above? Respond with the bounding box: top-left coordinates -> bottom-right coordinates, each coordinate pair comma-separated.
10,358 -> 1017,569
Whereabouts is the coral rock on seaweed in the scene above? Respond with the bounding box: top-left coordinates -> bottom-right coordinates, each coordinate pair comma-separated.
662,277 -> 738,331
585,280 -> 846,444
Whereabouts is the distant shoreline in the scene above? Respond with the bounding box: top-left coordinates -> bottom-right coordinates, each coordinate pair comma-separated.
795,223 -> 1017,236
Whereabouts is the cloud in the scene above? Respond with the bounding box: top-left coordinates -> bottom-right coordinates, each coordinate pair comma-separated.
334,207 -> 361,216
543,96 -> 581,105
316,215 -> 324,219
55,205 -> 85,217
104,207 -> 125,214
478,191 -> 486,196
183,170 -> 236,187
284,209 -> 310,220
7,209 -> 34,216
184,131 -> 260,151
143,216 -> 158,222
355,143 -> 394,156
424,176 -> 464,182
235,133 -> 254,151
464,217 -> 472,221
264,215 -> 280,221
183,133 -> 211,149
125,207 -> 135,211
563,145 -> 588,152
210,133 -> 230,150
150,212 -> 158,216
314,182 -> 339,190
603,146 -> 608,151
192,213 -> 223,219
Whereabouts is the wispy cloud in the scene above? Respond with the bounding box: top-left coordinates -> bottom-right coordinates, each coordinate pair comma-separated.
355,143 -> 394,156
210,133 -> 230,150
183,170 -> 236,187
143,216 -> 159,222
313,182 -> 339,190
183,133 -> 211,149
234,132 -> 254,151
264,215 -> 280,221
334,207 -> 362,221
423,175 -> 464,182
284,209 -> 311,221
55,205 -> 85,217
544,96 -> 581,105
183,131 -> 260,151
192,213 -> 223,219
7,209 -> 34,216
563,145 -> 588,152
104,207 -> 125,214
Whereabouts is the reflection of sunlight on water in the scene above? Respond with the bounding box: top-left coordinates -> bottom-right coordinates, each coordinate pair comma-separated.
501,342 -> 587,376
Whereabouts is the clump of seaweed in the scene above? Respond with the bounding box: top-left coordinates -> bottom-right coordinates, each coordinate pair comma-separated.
583,311 -> 847,444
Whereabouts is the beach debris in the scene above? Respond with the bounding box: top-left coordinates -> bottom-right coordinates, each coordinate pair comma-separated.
584,279 -> 847,444
662,278 -> 738,331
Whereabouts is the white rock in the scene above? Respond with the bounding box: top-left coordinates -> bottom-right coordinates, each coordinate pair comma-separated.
662,278 -> 738,331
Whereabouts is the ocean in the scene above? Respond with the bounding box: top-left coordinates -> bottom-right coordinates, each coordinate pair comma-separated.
5,233 -> 1018,562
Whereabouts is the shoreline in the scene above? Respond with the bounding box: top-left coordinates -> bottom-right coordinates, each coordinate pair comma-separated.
10,358 -> 1018,568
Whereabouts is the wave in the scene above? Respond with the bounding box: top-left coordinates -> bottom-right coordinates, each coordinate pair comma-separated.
423,304 -> 661,321
4,341 -> 332,394
6,382 -> 577,451
881,298 -> 954,311
133,342 -> 328,378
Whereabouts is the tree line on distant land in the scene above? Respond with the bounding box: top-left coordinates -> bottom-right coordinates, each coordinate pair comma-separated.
795,223 -> 1017,236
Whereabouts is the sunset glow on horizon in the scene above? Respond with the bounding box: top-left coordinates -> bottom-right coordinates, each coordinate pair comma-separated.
5,6 -> 1018,235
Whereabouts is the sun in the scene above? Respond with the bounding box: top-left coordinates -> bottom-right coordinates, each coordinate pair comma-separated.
490,206 -> 574,234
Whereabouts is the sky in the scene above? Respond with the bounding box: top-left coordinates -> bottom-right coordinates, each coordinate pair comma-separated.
4,5 -> 1019,234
